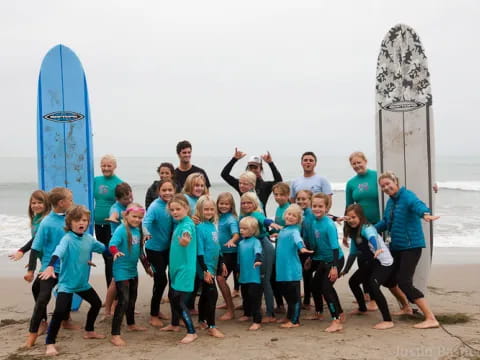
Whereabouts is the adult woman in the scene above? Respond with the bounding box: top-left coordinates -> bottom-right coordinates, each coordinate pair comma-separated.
375,171 -> 439,329
145,162 -> 175,209
94,154 -> 123,287
221,148 -> 282,215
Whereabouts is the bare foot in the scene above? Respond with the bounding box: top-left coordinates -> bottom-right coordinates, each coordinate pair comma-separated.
158,312 -> 170,320
197,322 -> 208,330
280,321 -> 300,328
301,304 -> 312,310
325,320 -> 343,333
392,306 -> 413,316
248,323 -> 261,331
216,303 -> 228,310
61,320 -> 81,330
219,311 -> 235,321
339,312 -> 346,323
110,335 -> 126,346
234,304 -> 243,310
179,333 -> 198,344
45,344 -> 59,356
274,306 -> 286,314
231,290 -> 240,298
367,300 -> 378,312
276,318 -> 288,324
127,324 -> 147,331
24,333 -> 38,348
261,316 -> 276,324
304,312 -> 324,321
207,327 -> 225,338
83,331 -> 106,339
349,308 -> 367,315
38,320 -> 48,336
413,319 -> 440,329
149,317 -> 164,327
160,324 -> 180,332
373,321 -> 394,330
238,316 -> 250,322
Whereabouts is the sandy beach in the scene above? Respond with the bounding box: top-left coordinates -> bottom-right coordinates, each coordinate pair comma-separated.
0,249 -> 479,360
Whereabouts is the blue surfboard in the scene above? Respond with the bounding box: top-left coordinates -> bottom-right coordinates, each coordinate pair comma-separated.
37,44 -> 94,311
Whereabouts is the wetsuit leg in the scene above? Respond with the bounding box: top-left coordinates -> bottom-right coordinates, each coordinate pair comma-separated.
146,248 -> 169,317
187,277 -> 201,310
170,289 -> 196,334
300,253 -> 313,305
199,279 -> 218,327
348,266 -> 370,312
260,237 -> 275,317
320,259 -> 344,320
281,281 -> 301,324
29,276 -> 58,333
310,260 -> 324,313
125,278 -> 138,326
241,284 -> 250,317
76,288 -> 102,331
369,262 -> 393,322
247,283 -> 263,324
45,292 -> 73,344
395,248 -> 424,303
271,266 -> 284,308
95,224 -> 113,286
112,279 -> 130,335
168,287 -> 180,326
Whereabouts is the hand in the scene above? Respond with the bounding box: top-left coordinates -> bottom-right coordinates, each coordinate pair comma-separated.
225,239 -> 237,248
234,147 -> 246,160
253,261 -> 262,268
9,251 -> 24,261
104,214 -> 119,223
39,266 -> 56,280
24,271 -> 34,283
423,214 -> 440,222
300,248 -> 314,254
221,264 -> 228,277
269,223 -> 283,231
179,232 -> 192,247
304,257 -> 312,271
342,237 -> 349,248
335,216 -> 345,224
261,151 -> 273,163
144,234 -> 152,242
328,267 -> 338,282
113,252 -> 125,261
87,261 -> 96,267
373,249 -> 384,258
204,271 -> 214,284
433,183 -> 439,193
191,215 -> 201,225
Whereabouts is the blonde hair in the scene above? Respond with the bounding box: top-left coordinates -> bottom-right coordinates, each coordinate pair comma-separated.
28,190 -> 51,225
123,202 -> 145,252
194,195 -> 218,223
100,154 -> 117,166
240,192 -> 262,216
65,205 -> 91,232
217,192 -> 238,218
312,192 -> 330,208
272,182 -> 290,196
49,187 -> 72,207
378,171 -> 399,185
349,151 -> 367,163
168,193 -> 190,215
284,204 -> 303,224
182,173 -> 209,197
239,216 -> 260,237
239,171 -> 257,188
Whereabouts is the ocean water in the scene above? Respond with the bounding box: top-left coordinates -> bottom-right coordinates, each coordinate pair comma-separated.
0,155 -> 479,255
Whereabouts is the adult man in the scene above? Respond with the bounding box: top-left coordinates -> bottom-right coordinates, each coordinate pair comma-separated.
174,140 -> 211,192
290,151 -> 333,209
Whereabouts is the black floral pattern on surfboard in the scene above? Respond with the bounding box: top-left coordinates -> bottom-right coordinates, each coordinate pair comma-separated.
376,24 -> 432,111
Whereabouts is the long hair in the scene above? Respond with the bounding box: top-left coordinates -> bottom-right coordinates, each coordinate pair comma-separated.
123,203 -> 145,252
216,192 -> 238,218
28,190 -> 51,226
240,192 -> 262,216
182,173 -> 208,197
343,204 -> 369,244
194,195 -> 218,223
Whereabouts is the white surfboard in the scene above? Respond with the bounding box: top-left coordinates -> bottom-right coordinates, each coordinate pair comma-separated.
375,24 -> 435,293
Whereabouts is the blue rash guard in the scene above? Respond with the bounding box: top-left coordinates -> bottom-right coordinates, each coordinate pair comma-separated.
196,221 -> 221,276
238,236 -> 263,284
109,224 -> 142,281
144,198 -> 174,252
275,225 -> 305,281
309,215 -> 344,263
218,213 -> 239,254
109,201 -> 126,234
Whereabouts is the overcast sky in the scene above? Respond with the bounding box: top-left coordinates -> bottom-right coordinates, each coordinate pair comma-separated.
0,0 -> 478,159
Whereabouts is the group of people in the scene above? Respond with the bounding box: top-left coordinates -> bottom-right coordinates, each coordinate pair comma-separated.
9,140 -> 441,355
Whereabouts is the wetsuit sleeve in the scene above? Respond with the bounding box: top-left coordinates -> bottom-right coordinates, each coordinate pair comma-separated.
197,255 -> 208,272
262,162 -> 283,194
332,249 -> 339,269
48,255 -> 60,267
220,157 -> 240,193
19,238 -> 34,254
202,170 -> 211,188
28,249 -> 40,271
328,214 -> 339,222
343,254 -> 356,274
254,239 -> 263,263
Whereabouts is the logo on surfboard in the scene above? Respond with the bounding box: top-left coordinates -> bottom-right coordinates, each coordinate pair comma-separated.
43,111 -> 84,122
382,100 -> 425,112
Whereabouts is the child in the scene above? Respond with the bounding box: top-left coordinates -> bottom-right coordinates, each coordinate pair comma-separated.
237,216 -> 263,330
39,205 -> 107,356
106,182 -> 133,234
10,190 -> 51,261
341,204 -> 395,330
275,204 -> 313,328
295,189 -> 314,310
109,203 -> 153,346
215,192 -> 240,320
160,194 -> 198,344
272,182 -> 290,227
143,179 -> 175,327
195,195 -> 226,338
24,187 -> 73,348
182,172 -> 209,212
239,192 -> 281,323
307,193 -> 345,333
